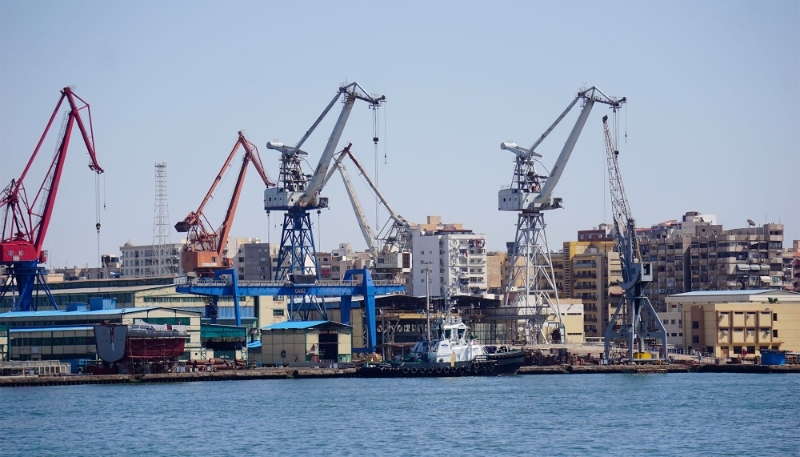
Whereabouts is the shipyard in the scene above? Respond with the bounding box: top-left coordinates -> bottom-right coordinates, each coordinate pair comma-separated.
1,2 -> 798,456
1,84 -> 798,382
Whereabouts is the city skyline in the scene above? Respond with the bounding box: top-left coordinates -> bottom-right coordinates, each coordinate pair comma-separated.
2,2 -> 798,269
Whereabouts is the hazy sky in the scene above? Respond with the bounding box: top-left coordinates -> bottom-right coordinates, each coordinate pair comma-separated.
1,1 -> 798,269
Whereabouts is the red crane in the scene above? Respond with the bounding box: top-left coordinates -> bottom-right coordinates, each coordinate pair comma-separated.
0,87 -> 104,311
175,131 -> 274,277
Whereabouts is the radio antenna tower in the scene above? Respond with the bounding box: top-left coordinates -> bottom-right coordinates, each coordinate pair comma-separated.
152,162 -> 172,276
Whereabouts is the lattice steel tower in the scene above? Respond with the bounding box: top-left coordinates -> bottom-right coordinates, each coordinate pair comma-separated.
152,162 -> 172,276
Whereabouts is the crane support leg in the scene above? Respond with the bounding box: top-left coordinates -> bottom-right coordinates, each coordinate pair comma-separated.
2,261 -> 58,312
274,209 -> 327,322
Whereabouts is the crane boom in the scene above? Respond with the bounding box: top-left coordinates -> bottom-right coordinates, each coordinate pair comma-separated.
299,83 -> 385,207
333,145 -> 380,261
340,149 -> 410,229
499,87 -> 625,212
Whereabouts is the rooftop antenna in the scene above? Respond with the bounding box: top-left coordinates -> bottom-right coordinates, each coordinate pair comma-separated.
747,219 -> 756,227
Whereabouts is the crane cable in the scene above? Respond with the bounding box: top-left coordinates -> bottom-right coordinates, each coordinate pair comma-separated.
95,172 -> 103,286
372,104 -> 380,246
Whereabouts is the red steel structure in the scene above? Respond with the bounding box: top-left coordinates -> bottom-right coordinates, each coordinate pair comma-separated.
174,131 -> 274,277
0,87 -> 104,311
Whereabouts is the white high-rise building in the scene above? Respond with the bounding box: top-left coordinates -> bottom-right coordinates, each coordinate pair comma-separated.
410,216 -> 487,298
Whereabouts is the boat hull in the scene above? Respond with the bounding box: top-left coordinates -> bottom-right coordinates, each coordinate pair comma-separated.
357,351 -> 523,378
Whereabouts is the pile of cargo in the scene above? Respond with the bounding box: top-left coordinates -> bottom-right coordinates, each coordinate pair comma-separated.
186,358 -> 245,372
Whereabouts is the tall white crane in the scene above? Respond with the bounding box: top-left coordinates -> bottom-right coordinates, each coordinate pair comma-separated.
264,82 -> 384,320
601,114 -> 668,362
499,87 -> 625,344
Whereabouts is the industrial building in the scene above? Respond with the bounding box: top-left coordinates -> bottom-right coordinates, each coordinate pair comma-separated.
256,320 -> 352,366
0,305 -> 202,363
0,325 -> 7,361
666,289 -> 800,358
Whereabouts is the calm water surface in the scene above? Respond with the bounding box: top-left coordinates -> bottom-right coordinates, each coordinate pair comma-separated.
1,373 -> 798,456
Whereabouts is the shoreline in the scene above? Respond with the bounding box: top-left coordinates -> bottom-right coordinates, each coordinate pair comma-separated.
1,363 -> 798,387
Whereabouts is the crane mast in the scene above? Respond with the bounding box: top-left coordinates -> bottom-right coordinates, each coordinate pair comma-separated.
601,114 -> 668,362
264,82 -> 384,321
499,87 -> 624,345
0,87 -> 104,311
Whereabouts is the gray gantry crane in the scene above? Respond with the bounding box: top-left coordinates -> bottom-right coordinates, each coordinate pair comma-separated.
499,87 -> 625,344
601,114 -> 668,362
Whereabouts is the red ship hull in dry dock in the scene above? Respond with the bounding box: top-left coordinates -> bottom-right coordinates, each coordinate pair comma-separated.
95,321 -> 187,363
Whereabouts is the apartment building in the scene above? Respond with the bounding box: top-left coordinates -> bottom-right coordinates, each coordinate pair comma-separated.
235,242 -> 278,280
784,240 -> 800,291
120,242 -> 183,278
411,216 -> 487,298
639,212 -> 785,311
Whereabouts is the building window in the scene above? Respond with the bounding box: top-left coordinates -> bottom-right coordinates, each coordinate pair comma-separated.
692,321 -> 699,329
773,330 -> 778,338
692,336 -> 700,344
773,313 -> 778,321
273,309 -> 284,317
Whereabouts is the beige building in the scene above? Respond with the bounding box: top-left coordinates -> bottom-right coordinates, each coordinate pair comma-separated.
257,320 -> 352,366
666,289 -> 800,358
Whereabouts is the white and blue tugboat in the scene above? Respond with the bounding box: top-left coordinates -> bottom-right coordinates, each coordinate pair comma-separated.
358,311 -> 524,378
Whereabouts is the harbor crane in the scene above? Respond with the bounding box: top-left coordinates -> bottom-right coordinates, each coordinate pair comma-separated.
319,145 -> 412,281
499,87 -> 625,344
175,131 -> 274,277
264,82 -> 384,321
601,114 -> 668,362
0,87 -> 104,311
174,131 -> 274,322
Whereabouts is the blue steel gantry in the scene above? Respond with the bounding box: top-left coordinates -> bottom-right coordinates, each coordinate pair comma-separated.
175,268 -> 404,352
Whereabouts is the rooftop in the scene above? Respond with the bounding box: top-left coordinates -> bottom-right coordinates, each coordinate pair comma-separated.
261,320 -> 351,330
0,307 -> 200,319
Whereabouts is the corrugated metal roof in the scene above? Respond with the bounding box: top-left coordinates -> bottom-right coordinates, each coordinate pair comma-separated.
0,307 -> 200,319
10,326 -> 95,333
0,307 -> 155,318
247,341 -> 262,349
261,320 -> 350,330
672,290 -> 776,297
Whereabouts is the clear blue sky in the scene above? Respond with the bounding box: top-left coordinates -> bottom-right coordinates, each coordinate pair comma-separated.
1,1 -> 798,269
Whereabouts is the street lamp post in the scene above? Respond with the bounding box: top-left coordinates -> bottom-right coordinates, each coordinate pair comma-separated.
422,261 -> 433,343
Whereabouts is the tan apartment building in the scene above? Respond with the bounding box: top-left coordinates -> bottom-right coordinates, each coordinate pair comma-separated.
666,289 -> 800,358
640,212 -> 785,311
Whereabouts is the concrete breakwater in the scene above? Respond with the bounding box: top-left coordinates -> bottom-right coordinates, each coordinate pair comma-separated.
0,367 -> 357,387
1,363 -> 798,387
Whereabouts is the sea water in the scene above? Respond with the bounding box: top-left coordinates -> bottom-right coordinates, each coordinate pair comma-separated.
1,373 -> 797,456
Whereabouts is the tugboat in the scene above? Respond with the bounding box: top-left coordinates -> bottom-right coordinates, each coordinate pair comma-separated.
358,311 -> 523,378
